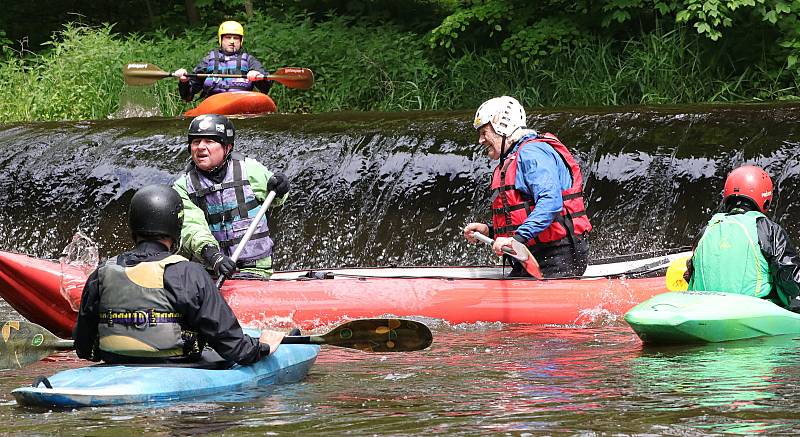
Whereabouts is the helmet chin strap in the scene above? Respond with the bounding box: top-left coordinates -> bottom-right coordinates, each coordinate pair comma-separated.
498,135 -> 511,168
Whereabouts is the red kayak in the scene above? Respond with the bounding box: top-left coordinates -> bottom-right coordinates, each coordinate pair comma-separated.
0,250 -> 685,338
184,91 -> 277,117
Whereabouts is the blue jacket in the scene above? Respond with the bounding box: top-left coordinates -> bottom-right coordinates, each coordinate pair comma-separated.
509,133 -> 573,241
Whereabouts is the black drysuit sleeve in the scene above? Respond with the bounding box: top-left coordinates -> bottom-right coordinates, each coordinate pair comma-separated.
684,216 -> 800,305
756,217 -> 800,303
164,261 -> 271,364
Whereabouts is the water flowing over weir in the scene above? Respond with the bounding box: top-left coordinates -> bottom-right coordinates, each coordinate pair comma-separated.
1,104 -> 800,268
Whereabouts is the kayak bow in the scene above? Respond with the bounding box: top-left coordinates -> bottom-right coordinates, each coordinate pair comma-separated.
625,291 -> 800,345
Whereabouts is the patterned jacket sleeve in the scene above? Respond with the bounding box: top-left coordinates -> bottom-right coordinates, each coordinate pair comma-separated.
173,174 -> 219,263
178,53 -> 213,101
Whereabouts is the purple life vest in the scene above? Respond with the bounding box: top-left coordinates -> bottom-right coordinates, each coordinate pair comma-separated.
201,50 -> 256,97
185,152 -> 273,263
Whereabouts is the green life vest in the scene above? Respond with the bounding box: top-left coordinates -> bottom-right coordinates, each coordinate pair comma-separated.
97,254 -> 197,358
688,211 -> 786,305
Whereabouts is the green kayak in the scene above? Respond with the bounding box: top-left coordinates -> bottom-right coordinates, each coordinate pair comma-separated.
625,291 -> 800,345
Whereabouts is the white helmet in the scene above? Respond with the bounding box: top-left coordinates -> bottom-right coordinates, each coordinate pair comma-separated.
473,96 -> 526,137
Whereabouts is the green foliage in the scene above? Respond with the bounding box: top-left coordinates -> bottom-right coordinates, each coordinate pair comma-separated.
240,13 -> 442,112
437,25 -> 793,108
0,7 -> 799,123
0,15 -> 445,121
0,23 -> 133,121
432,0 -> 800,75
500,18 -> 585,63
0,30 -> 12,50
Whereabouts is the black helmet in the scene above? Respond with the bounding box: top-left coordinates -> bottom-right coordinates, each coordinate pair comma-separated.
187,114 -> 235,145
129,184 -> 183,242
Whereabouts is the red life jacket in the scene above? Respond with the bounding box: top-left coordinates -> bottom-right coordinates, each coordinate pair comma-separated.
490,133 -> 592,246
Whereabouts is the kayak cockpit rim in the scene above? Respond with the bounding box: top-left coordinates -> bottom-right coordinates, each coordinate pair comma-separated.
268,249 -> 692,281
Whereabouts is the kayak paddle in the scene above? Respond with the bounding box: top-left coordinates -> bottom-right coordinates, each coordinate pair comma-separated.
281,318 -> 433,352
472,231 -> 543,279
216,190 -> 277,288
0,321 -> 73,370
123,63 -> 314,89
0,318 -> 433,369
665,255 -> 690,291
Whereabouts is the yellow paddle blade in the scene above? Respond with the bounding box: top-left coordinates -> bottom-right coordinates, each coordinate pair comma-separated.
0,321 -> 73,369
665,256 -> 690,291
123,63 -> 172,86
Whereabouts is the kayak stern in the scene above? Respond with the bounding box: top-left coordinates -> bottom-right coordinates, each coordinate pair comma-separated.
12,343 -> 318,408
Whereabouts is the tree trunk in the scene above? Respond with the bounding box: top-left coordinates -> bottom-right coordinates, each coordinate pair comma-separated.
144,0 -> 155,28
245,0 -> 254,18
185,0 -> 200,26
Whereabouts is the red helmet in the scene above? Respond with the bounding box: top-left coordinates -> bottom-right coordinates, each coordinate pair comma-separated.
723,165 -> 773,212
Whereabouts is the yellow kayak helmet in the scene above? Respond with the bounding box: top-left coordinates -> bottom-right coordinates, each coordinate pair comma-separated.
218,21 -> 244,45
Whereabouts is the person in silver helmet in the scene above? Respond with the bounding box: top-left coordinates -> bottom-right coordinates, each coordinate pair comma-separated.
173,114 -> 290,280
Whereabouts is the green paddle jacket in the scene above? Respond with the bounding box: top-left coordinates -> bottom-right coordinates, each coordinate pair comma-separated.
687,208 -> 800,309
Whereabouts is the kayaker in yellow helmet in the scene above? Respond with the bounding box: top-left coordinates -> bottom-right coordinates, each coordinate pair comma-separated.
174,21 -> 273,102
172,114 -> 290,280
463,96 -> 592,278
685,165 -> 800,309
73,184 -> 288,366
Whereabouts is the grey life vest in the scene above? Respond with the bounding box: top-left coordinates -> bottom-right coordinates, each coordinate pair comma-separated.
97,254 -> 196,358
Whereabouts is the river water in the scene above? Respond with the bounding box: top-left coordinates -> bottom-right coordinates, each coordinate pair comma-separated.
2,105 -> 800,434
2,319 -> 800,434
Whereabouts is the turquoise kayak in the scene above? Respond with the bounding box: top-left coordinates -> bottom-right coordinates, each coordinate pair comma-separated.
12,331 -> 318,408
625,291 -> 800,345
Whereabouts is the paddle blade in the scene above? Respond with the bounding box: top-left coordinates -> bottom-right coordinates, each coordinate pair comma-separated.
472,231 -> 543,279
666,256 -> 690,291
282,318 -> 433,352
123,63 -> 172,86
269,67 -> 314,89
0,321 -> 74,369
508,240 -> 543,279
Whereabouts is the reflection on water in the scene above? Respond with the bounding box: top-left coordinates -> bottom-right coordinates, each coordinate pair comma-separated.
2,320 -> 800,434
630,336 -> 800,434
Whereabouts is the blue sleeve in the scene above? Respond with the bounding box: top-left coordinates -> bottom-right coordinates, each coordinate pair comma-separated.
513,143 -> 566,240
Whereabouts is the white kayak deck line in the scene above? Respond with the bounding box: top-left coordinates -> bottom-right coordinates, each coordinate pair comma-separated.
270,251 -> 692,280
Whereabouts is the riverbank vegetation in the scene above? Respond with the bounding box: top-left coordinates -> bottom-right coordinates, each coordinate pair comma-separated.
1,1 -> 799,122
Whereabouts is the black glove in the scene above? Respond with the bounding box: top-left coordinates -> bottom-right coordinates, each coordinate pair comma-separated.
202,245 -> 237,278
267,173 -> 290,196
